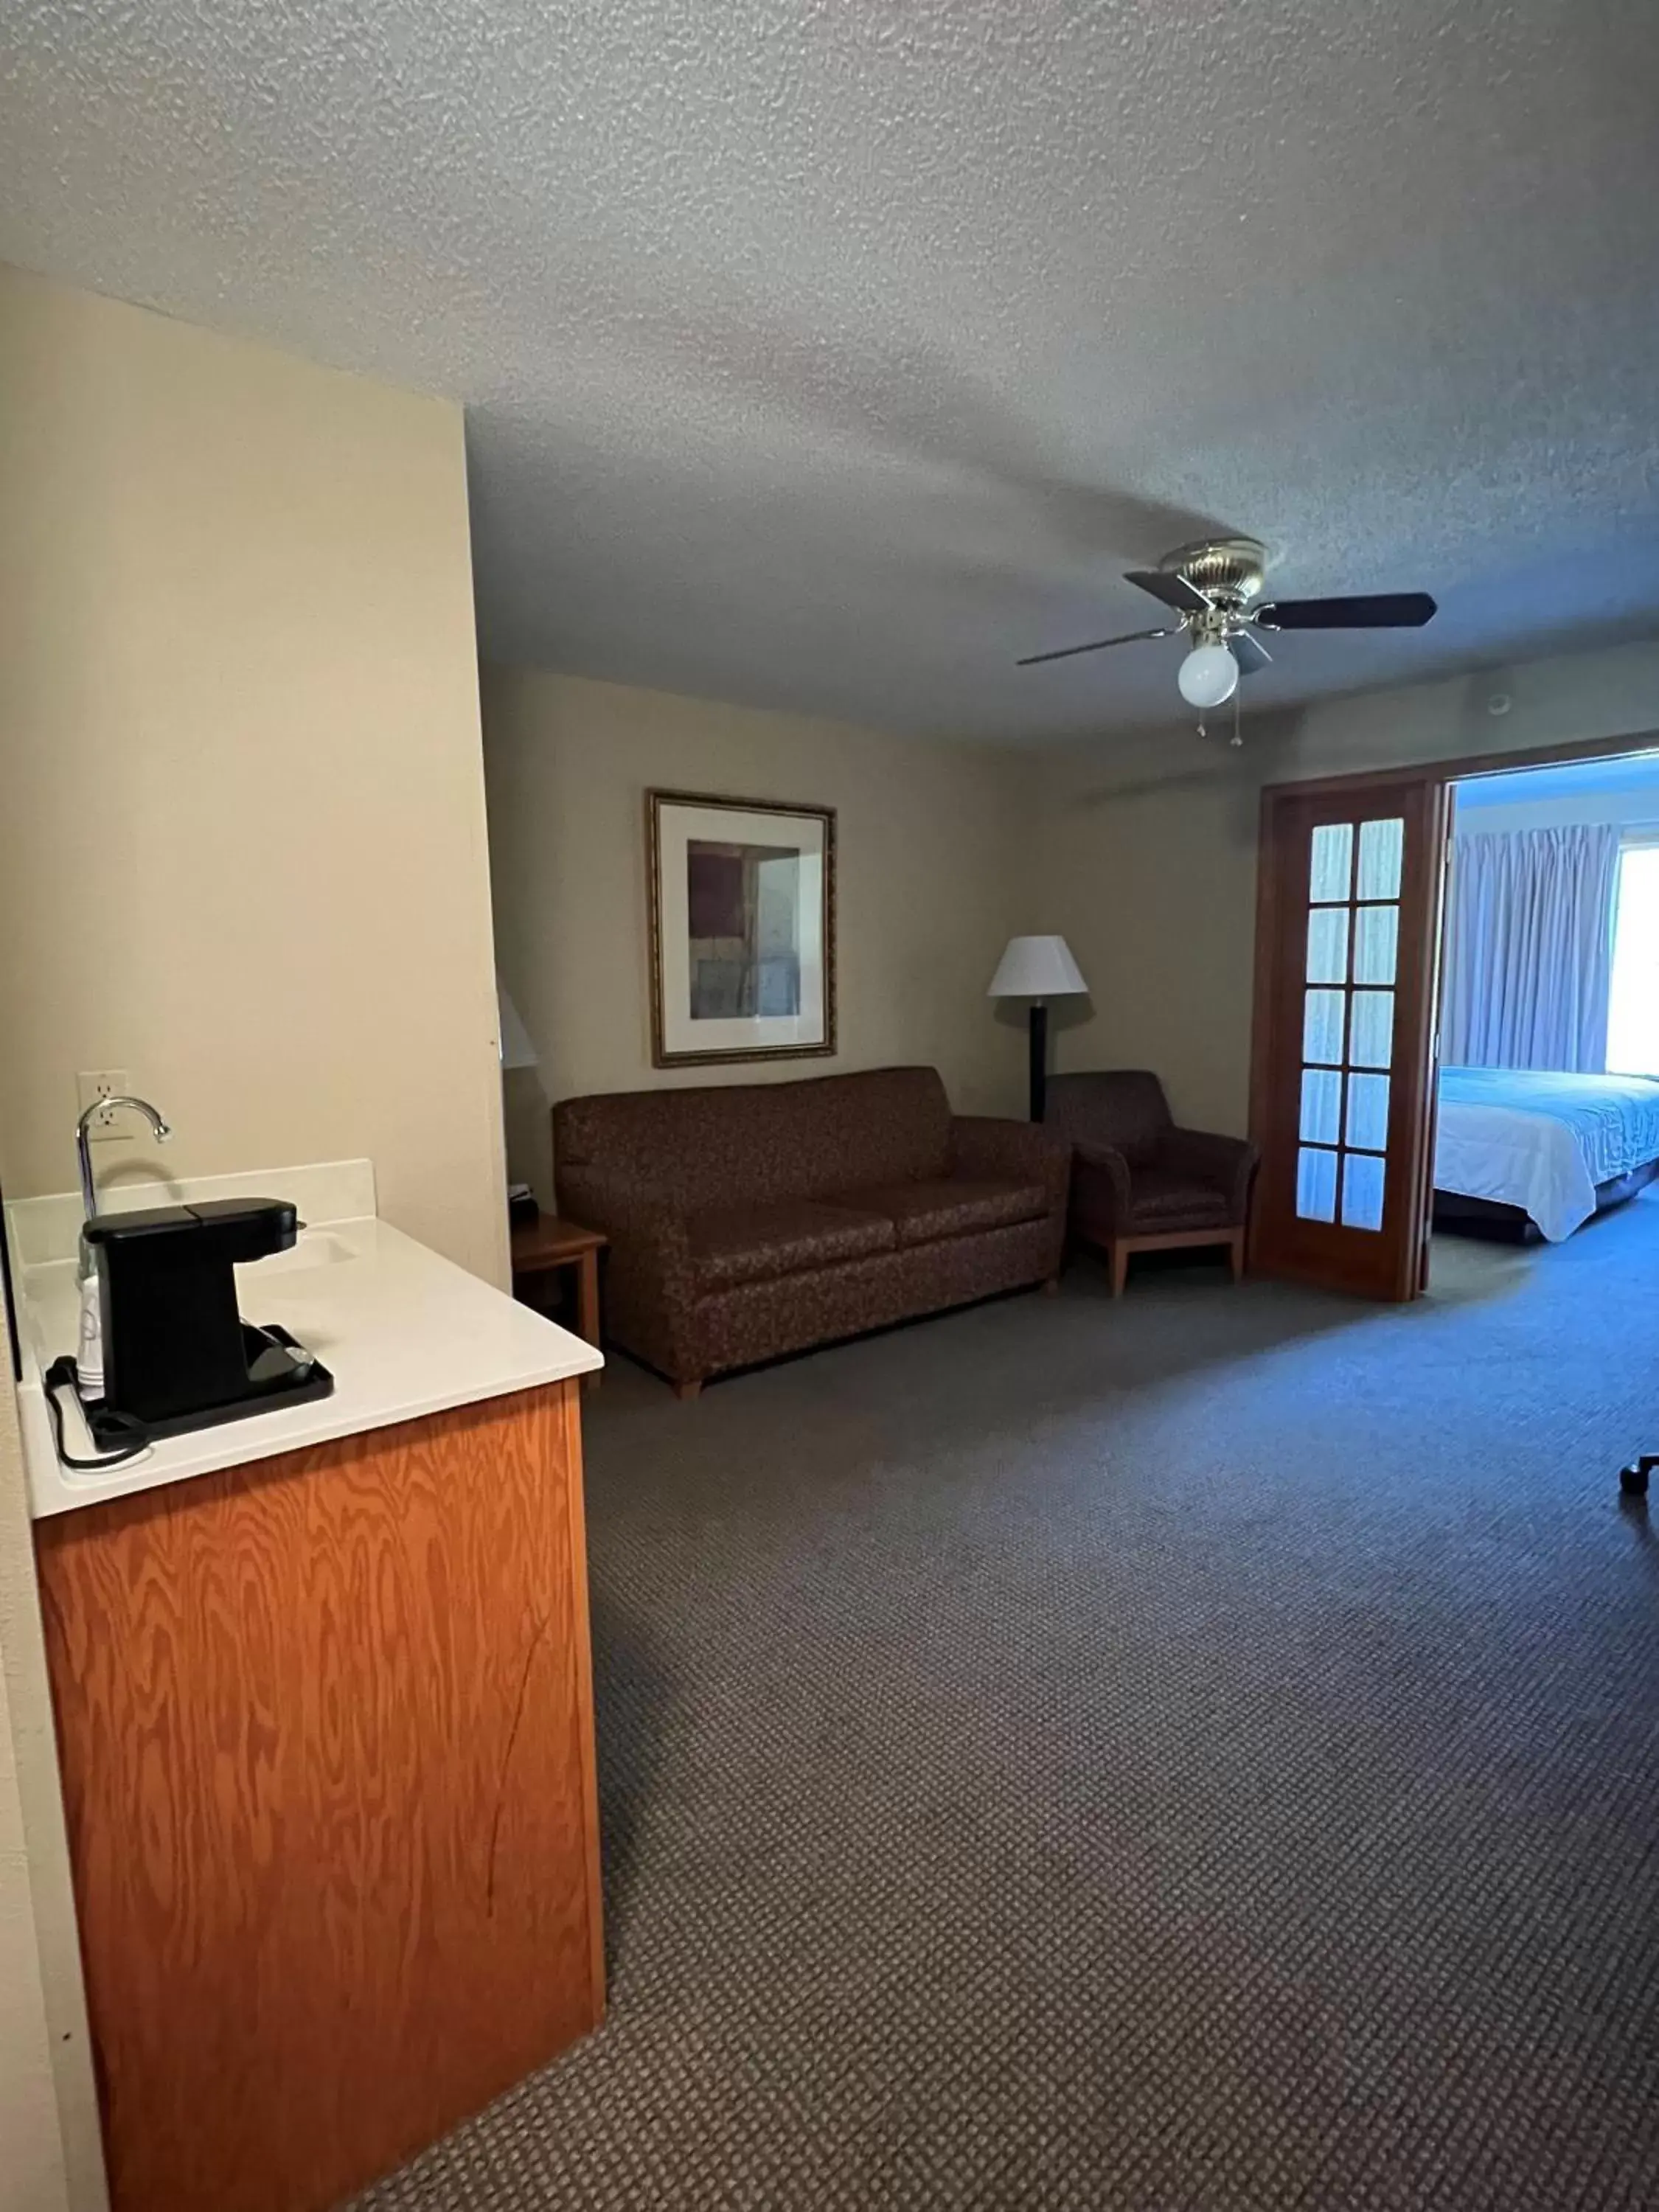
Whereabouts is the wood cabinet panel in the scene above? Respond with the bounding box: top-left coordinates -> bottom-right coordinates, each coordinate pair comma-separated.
35,1382 -> 603,2212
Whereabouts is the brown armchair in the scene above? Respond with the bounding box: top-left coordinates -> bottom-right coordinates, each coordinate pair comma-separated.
1044,1071 -> 1258,1295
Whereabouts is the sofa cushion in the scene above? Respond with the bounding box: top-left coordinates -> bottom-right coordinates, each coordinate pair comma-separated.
688,1200 -> 895,1293
838,1178 -> 1049,1249
555,1066 -> 953,1212
1122,1166 -> 1234,1231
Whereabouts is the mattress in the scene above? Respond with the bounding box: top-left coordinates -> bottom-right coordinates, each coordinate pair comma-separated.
1434,1067 -> 1659,1242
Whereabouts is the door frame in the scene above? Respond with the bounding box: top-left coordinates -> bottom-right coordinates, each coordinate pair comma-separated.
1249,776 -> 1450,1300
1247,727 -> 1659,1298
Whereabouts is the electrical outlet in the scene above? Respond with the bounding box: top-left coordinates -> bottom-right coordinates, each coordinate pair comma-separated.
77,1070 -> 131,1139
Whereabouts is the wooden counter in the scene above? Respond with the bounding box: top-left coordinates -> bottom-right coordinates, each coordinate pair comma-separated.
34,1378 -> 603,2212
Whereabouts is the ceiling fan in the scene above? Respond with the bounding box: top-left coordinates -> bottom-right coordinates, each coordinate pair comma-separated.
1018,537 -> 1436,722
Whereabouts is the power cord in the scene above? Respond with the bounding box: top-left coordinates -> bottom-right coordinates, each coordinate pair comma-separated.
42,1356 -> 151,1470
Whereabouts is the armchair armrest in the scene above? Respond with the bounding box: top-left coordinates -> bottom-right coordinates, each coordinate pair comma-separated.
950,1116 -> 1071,1211
1161,1127 -> 1259,1218
1070,1140 -> 1133,1229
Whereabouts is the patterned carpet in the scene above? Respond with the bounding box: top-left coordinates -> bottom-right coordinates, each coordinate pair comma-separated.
356,1207 -> 1659,2211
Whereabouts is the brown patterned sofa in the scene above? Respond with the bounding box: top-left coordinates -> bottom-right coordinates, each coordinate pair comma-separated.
554,1066 -> 1070,1396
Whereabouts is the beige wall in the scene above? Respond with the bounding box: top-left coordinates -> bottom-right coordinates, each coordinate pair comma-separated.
1031,637 -> 1659,1136
484,669 -> 1030,1201
0,265 -> 507,1286
0,1561 -> 72,2212
0,268 -> 508,2197
1,1281 -> 100,2212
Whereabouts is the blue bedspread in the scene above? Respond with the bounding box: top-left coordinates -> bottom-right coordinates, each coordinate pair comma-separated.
1436,1067 -> 1659,1239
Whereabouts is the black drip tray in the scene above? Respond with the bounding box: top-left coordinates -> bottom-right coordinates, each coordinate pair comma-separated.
86,1325 -> 335,1446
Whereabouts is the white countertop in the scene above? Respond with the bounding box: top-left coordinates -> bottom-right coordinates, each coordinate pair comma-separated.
7,1161 -> 602,1520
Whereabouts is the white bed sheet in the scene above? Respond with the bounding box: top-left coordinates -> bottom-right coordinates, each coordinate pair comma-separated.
1434,1067 -> 1659,1242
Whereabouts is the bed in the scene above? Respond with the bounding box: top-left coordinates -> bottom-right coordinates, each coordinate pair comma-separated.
1433,1067 -> 1659,1243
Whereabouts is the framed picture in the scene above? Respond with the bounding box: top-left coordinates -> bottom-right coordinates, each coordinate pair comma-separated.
647,789 -> 836,1067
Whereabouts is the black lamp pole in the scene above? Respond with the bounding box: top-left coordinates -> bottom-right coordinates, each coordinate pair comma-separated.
1028,1000 -> 1048,1124
989,937 -> 1085,1124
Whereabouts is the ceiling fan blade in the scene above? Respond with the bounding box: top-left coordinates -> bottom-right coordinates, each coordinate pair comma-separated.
1124,568 -> 1211,615
1017,625 -> 1173,668
1230,627 -> 1273,675
1254,592 -> 1437,631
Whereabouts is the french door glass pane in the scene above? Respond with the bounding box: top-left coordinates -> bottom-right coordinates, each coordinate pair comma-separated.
1348,990 -> 1394,1068
1306,907 -> 1350,984
1356,818 -> 1404,900
1309,823 -> 1354,903
1341,1150 -> 1387,1231
1300,1067 -> 1342,1144
1303,989 -> 1346,1065
1352,903 -> 1399,985
1297,1147 -> 1338,1222
1345,1071 -> 1391,1152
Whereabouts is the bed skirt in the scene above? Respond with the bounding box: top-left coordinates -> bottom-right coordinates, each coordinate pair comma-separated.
1433,1155 -> 1659,1243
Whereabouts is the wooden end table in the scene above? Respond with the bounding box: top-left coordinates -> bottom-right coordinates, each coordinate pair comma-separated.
510,1215 -> 608,1383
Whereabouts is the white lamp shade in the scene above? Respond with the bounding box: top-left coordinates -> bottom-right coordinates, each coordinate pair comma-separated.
497,983 -> 539,1071
987,934 -> 1088,999
1177,641 -> 1239,709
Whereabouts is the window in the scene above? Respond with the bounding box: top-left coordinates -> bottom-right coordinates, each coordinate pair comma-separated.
1606,840 -> 1659,1076
1295,815 -> 1402,1231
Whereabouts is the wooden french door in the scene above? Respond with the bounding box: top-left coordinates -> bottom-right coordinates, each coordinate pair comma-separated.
1250,775 -> 1449,1300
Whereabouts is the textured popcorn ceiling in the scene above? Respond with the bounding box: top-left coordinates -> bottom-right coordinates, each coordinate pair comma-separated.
4,1 -> 1658,741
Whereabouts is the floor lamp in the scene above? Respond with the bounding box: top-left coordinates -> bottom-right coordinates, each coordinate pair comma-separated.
987,936 -> 1089,1121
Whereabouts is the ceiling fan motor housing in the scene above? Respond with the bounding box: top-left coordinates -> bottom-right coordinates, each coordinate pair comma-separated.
1161,537 -> 1268,610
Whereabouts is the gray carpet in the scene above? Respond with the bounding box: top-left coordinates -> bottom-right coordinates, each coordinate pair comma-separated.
357,1206 -> 1659,2211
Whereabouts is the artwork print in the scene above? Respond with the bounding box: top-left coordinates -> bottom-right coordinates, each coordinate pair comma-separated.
647,791 -> 835,1066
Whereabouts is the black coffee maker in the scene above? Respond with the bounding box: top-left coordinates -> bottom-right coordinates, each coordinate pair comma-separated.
82,1197 -> 334,1443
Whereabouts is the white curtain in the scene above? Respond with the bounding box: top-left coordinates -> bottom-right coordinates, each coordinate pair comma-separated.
1441,824 -> 1619,1071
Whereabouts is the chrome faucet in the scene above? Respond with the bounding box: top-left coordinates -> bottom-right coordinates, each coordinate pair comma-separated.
77,1096 -> 173,1220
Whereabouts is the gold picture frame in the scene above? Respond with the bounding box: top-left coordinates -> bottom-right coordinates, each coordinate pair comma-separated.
646,789 -> 837,1068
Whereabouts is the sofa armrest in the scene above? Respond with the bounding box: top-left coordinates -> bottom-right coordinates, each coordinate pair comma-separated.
554,1168 -> 691,1256
1161,1127 -> 1259,1218
552,1166 -> 699,1379
950,1116 -> 1071,1212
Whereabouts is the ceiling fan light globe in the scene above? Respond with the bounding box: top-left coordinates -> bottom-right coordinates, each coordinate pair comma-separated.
1176,642 -> 1239,709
